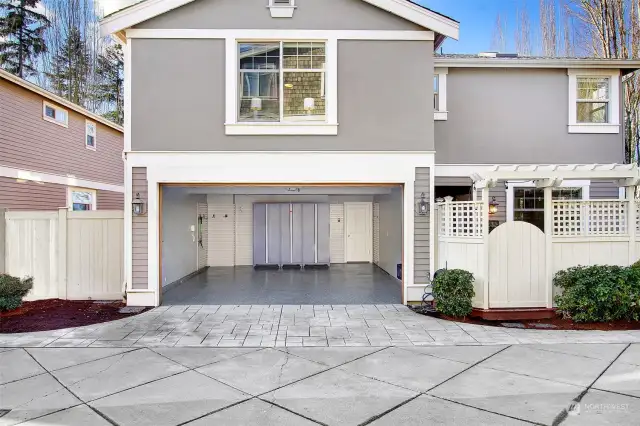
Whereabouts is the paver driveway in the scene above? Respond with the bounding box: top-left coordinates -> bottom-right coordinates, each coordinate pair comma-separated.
0,343 -> 638,425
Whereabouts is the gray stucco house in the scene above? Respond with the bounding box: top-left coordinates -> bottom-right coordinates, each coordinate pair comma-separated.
100,0 -> 640,307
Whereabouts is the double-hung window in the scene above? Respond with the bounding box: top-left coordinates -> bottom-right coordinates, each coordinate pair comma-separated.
43,101 -> 68,127
433,67 -> 447,120
86,120 -> 97,150
238,41 -> 326,123
567,69 -> 619,134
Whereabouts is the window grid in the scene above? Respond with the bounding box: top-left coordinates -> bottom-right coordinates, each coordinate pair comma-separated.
576,76 -> 610,124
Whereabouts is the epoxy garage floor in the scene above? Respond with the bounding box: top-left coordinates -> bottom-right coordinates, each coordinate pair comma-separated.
162,264 -> 402,305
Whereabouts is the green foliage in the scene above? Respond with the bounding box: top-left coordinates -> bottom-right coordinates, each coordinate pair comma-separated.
0,0 -> 50,77
0,274 -> 33,311
432,269 -> 475,318
94,44 -> 124,125
47,26 -> 89,104
554,265 -> 640,323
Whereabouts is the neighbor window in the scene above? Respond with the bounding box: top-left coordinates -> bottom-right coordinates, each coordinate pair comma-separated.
42,101 -> 68,127
576,77 -> 609,123
85,120 -> 97,150
568,70 -> 619,133
68,187 -> 96,211
513,187 -> 582,230
434,75 -> 439,110
238,41 -> 326,123
434,68 -> 448,120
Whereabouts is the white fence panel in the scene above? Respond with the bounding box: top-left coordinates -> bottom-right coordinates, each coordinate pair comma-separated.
552,240 -> 630,272
5,212 -> 59,300
438,239 -> 485,307
66,211 -> 124,300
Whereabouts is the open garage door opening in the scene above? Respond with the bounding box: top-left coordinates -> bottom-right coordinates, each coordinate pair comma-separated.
158,184 -> 404,305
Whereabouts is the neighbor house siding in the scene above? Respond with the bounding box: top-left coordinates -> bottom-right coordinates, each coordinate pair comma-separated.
97,190 -> 125,210
135,0 -> 422,31
132,167 -> 148,290
0,177 -> 66,210
435,68 -> 624,164
0,79 -> 124,186
131,38 -> 433,152
414,167 -> 431,284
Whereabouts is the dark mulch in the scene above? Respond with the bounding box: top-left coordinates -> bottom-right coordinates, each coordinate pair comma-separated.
410,305 -> 640,331
0,299 -> 149,334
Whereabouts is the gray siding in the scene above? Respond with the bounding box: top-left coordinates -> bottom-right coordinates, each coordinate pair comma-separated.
434,176 -> 472,186
414,167 -> 430,284
435,68 -> 624,164
135,0 -> 422,31
590,180 -> 621,199
132,168 -> 148,290
131,38 -> 433,151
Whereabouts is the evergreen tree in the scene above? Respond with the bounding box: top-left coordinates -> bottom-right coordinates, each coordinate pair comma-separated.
48,26 -> 89,105
0,0 -> 49,77
93,43 -> 124,125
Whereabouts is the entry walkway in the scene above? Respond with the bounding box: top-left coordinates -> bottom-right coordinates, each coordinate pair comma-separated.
1,305 -> 639,348
1,343 -> 638,425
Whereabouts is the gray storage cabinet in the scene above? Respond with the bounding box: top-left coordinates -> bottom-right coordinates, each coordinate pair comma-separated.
253,203 -> 330,267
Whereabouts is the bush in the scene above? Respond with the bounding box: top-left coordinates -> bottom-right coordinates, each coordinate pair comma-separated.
554,265 -> 640,323
0,274 -> 33,311
432,269 -> 475,318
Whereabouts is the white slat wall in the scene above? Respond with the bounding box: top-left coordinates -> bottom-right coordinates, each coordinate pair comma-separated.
373,202 -> 380,264
197,202 -> 208,269
207,195 -> 235,266
330,203 -> 345,263
235,203 -> 253,265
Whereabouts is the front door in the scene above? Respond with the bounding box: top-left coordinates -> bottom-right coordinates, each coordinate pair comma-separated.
345,202 -> 372,262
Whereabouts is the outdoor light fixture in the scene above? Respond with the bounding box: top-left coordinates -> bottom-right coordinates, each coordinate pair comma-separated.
417,192 -> 429,216
132,192 -> 145,216
489,196 -> 499,215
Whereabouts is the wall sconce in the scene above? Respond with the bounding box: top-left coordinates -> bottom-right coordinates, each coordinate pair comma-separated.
132,192 -> 145,216
417,192 -> 429,216
489,196 -> 499,215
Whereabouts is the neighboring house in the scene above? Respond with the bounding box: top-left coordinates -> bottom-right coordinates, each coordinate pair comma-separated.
0,69 -> 124,212
100,0 -> 640,307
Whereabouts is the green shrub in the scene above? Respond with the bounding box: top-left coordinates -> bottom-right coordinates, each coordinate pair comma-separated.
554,265 -> 640,323
631,259 -> 640,271
0,274 -> 33,311
432,269 -> 475,318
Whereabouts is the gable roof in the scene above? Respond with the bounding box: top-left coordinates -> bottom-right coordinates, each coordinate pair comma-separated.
100,0 -> 459,40
0,68 -> 124,133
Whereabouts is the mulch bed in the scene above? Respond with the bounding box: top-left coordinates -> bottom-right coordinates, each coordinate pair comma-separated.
410,305 -> 640,331
0,299 -> 149,334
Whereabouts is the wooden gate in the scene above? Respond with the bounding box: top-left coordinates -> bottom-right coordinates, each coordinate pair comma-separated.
488,221 -> 546,308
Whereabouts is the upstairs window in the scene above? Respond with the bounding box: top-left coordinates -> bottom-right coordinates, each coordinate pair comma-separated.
434,67 -> 448,120
43,101 -> 68,127
86,120 -> 97,150
568,69 -> 619,134
68,187 -> 96,211
238,41 -> 326,123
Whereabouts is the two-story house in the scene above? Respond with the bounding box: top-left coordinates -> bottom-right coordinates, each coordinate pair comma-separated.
101,0 -> 639,307
0,69 -> 124,211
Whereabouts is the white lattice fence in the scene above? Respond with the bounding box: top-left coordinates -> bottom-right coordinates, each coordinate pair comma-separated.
553,200 -> 628,236
437,201 -> 484,237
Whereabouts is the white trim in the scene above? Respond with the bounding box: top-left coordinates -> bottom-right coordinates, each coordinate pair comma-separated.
42,100 -> 69,128
225,123 -> 338,135
1,69 -> 122,132
434,67 -> 448,120
567,69 -> 620,134
102,0 -> 458,39
506,180 -> 590,221
125,28 -> 435,41
85,119 -> 97,151
124,164 -> 133,293
67,186 -> 97,211
268,0 -> 295,18
124,39 -> 132,152
0,165 -> 125,193
435,57 -> 640,70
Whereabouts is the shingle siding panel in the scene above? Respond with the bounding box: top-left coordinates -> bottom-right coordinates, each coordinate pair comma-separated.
131,168 -> 149,290
414,167 -> 431,284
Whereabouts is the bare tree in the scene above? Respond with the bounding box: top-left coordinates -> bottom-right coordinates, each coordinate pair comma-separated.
540,0 -> 558,56
515,4 -> 532,55
491,13 -> 507,52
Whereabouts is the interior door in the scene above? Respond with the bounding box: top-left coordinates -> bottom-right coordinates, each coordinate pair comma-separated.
345,203 -> 372,262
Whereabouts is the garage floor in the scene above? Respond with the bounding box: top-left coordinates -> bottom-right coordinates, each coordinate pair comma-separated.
162,264 -> 402,305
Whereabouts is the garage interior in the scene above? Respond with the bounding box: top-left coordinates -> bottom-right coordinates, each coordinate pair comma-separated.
159,185 -> 403,305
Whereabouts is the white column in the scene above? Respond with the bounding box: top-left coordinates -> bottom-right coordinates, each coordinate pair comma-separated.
147,180 -> 160,306
124,164 -> 132,292
544,186 -> 553,309
481,187 -> 490,310
628,186 -> 636,265
403,180 -> 415,304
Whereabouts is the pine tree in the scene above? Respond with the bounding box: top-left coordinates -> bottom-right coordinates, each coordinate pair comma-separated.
48,26 -> 89,105
93,43 -> 124,125
0,0 -> 49,77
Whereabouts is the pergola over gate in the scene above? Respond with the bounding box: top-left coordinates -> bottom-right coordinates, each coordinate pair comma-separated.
434,164 -> 640,314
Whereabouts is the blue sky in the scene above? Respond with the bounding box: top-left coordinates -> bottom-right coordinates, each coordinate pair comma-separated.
420,0 -> 544,54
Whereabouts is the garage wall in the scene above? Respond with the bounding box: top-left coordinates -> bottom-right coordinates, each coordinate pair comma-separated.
207,195 -> 235,266
330,204 -> 345,263
373,203 -> 380,264
197,202 -> 208,269
161,188 -> 205,286
375,188 -> 402,279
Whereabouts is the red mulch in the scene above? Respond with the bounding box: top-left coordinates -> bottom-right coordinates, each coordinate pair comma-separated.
0,299 -> 149,334
412,307 -> 640,331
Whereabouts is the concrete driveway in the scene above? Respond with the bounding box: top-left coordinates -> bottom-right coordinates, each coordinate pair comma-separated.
1,343 -> 638,425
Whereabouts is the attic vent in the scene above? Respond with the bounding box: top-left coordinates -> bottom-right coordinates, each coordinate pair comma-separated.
269,0 -> 295,18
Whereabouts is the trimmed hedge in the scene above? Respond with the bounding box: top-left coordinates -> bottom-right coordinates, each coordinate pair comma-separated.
0,274 -> 33,311
432,269 -> 475,318
554,265 -> 640,323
